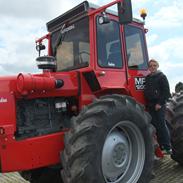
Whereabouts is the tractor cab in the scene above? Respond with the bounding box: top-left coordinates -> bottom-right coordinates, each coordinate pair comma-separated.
36,0 -> 149,105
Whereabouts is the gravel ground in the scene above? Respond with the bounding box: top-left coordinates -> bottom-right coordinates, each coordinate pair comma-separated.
0,156 -> 183,183
151,155 -> 183,183
0,172 -> 28,183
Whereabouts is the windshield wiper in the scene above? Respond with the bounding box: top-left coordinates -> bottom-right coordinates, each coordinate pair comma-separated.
53,24 -> 66,55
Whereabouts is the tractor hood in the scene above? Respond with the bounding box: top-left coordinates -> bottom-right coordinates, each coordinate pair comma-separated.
0,72 -> 79,99
0,72 -> 79,140
0,75 -> 17,93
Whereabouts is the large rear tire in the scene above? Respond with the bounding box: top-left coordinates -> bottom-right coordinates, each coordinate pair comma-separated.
61,94 -> 154,183
166,92 -> 183,165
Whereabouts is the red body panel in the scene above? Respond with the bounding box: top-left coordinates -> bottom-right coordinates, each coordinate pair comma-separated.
0,132 -> 64,172
96,70 -> 127,90
127,69 -> 149,104
0,76 -> 17,92
0,73 -> 78,172
0,92 -> 16,132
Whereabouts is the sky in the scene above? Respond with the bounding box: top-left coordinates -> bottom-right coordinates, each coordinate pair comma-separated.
0,0 -> 183,91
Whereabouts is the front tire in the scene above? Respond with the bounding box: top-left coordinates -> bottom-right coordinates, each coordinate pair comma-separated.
61,94 -> 154,183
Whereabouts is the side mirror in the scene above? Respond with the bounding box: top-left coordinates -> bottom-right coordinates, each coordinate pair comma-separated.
36,56 -> 56,70
118,0 -> 132,24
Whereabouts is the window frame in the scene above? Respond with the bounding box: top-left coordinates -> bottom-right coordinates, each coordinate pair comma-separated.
96,16 -> 123,69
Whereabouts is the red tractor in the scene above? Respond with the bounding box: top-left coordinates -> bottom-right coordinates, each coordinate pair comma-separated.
0,0 -> 154,182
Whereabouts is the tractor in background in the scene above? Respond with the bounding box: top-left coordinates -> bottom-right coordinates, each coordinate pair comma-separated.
166,82 -> 183,165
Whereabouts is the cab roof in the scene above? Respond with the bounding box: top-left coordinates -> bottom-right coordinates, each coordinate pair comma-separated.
47,1 -> 143,32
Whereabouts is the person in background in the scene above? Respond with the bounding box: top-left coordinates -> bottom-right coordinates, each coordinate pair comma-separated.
144,59 -> 172,155
175,82 -> 183,93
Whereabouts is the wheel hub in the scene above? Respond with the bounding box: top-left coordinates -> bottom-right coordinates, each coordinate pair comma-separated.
102,130 -> 130,181
113,143 -> 127,165
102,121 -> 145,183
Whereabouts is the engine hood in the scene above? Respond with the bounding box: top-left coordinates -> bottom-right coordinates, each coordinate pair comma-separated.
0,71 -> 79,99
0,75 -> 18,93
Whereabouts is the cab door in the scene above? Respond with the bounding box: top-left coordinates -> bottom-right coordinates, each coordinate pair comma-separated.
94,16 -> 127,91
124,24 -> 149,104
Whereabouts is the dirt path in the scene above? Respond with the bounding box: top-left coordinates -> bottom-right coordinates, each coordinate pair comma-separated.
0,156 -> 183,183
151,156 -> 183,183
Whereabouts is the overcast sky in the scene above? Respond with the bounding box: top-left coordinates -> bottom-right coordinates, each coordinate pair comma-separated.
0,0 -> 183,91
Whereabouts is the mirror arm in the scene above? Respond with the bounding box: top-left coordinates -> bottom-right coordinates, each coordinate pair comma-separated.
35,33 -> 51,56
35,33 -> 50,44
88,0 -> 122,16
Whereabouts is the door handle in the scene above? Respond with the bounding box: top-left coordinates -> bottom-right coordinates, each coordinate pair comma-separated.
97,71 -> 106,77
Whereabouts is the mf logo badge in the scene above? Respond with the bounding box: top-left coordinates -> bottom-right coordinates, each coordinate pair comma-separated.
135,77 -> 145,90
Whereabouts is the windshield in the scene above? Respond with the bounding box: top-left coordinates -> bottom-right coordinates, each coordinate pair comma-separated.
51,17 -> 90,71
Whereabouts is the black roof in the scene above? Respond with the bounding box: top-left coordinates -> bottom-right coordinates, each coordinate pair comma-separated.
46,1 -> 143,32
47,1 -> 89,32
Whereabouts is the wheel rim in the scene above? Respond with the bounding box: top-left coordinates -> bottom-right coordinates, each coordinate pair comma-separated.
102,120 -> 145,183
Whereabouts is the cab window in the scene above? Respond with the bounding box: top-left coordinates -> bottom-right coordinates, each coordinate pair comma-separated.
124,25 -> 148,69
96,18 -> 123,68
51,17 -> 90,71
